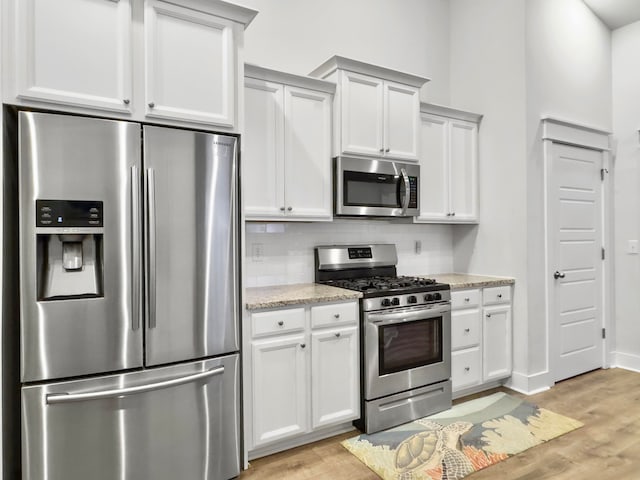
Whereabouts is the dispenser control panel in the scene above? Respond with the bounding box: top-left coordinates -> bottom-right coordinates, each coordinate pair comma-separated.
36,200 -> 103,227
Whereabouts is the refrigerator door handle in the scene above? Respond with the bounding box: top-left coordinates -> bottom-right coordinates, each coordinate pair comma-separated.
147,168 -> 157,329
45,366 -> 225,405
131,165 -> 141,331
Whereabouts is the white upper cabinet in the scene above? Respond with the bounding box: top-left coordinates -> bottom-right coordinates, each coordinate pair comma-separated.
144,0 -> 234,125
340,71 -> 384,157
12,0 -> 133,113
243,78 -> 285,218
244,65 -> 334,221
310,56 -> 428,162
416,103 -> 481,223
5,0 -> 257,131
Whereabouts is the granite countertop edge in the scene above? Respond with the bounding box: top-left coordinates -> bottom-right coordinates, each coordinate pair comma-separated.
428,273 -> 516,290
245,275 -> 515,310
245,283 -> 362,311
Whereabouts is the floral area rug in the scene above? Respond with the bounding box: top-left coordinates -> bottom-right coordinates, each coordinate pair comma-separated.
342,392 -> 582,480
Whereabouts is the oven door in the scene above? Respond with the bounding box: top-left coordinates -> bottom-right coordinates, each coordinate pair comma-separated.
363,302 -> 451,400
335,156 -> 419,217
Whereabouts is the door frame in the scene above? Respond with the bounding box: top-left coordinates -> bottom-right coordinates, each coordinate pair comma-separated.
542,117 -> 613,383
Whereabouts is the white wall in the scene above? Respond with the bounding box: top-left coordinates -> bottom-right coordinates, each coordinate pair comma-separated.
449,0 -> 530,384
239,0 -> 451,104
245,221 -> 454,287
524,0 -> 611,382
449,0 -> 612,392
239,0 -> 456,287
612,21 -> 640,369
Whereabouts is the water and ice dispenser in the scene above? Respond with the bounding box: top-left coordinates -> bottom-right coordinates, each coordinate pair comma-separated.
36,200 -> 104,300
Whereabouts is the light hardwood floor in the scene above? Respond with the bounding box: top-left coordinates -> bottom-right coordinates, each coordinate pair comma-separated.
239,368 -> 640,479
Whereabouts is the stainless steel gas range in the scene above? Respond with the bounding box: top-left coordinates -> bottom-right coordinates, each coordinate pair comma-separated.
315,244 -> 452,434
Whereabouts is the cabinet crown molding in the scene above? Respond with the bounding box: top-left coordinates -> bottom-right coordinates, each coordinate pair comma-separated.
245,64 -> 336,94
309,55 -> 429,88
160,0 -> 258,27
420,103 -> 483,124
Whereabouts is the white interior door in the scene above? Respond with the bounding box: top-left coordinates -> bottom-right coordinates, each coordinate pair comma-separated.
550,142 -> 604,382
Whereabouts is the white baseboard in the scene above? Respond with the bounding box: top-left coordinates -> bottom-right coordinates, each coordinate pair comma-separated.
505,370 -> 552,396
247,422 -> 356,462
611,351 -> 640,372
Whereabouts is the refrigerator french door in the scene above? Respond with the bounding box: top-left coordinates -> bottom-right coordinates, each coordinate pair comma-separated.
18,111 -> 240,480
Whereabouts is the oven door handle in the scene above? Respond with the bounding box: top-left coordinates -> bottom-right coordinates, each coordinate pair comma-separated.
368,303 -> 450,325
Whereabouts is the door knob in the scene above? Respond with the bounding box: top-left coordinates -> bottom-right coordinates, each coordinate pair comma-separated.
553,271 -> 566,279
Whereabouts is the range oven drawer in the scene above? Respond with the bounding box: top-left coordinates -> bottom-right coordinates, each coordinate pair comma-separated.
362,380 -> 452,434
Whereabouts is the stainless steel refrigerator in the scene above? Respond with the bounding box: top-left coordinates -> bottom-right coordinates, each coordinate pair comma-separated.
17,111 -> 241,480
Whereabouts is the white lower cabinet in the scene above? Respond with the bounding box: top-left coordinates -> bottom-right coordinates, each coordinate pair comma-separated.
246,300 -> 359,457
252,333 -> 308,447
451,285 -> 512,396
311,325 -> 359,428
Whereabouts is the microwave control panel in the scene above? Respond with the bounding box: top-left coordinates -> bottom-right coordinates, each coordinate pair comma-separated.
408,176 -> 418,208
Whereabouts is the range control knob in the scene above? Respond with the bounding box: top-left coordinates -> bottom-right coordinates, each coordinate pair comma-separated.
381,298 -> 392,307
407,295 -> 417,304
433,292 -> 442,301
424,293 -> 434,302
391,298 -> 400,306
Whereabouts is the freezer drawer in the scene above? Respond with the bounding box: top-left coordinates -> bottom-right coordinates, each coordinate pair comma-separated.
22,355 -> 240,480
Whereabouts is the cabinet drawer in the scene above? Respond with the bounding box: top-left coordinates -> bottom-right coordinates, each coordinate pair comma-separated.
451,289 -> 481,310
451,348 -> 482,391
311,301 -> 358,328
483,286 -> 511,305
451,309 -> 481,350
251,308 -> 305,338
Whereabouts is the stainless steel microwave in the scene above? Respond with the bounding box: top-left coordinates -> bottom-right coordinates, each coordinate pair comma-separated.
334,156 -> 420,217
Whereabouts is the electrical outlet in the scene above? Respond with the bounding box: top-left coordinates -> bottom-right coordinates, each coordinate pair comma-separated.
628,240 -> 638,255
415,240 -> 422,254
251,243 -> 264,262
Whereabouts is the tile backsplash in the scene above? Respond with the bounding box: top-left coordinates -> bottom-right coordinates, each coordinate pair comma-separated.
244,220 -> 454,287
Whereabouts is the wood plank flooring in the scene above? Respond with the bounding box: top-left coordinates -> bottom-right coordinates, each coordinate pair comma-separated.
239,368 -> 640,479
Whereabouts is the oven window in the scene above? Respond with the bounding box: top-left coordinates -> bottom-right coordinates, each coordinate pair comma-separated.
343,171 -> 400,208
379,317 -> 442,375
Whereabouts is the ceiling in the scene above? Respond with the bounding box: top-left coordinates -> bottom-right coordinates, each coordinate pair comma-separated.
583,0 -> 640,30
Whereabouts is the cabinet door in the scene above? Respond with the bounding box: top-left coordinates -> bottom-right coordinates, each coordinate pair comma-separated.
482,305 -> 512,382
144,0 -> 236,126
383,81 -> 420,161
311,326 -> 359,429
283,86 -> 333,220
252,334 -> 308,447
416,113 -> 449,221
449,119 -> 478,221
244,78 -> 285,218
15,0 -> 132,112
340,71 -> 384,157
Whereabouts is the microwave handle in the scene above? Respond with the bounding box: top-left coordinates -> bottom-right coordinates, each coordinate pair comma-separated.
400,168 -> 410,214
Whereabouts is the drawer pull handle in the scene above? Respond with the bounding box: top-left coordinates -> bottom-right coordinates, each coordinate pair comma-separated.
464,367 -> 470,372
334,313 -> 340,319
335,332 -> 341,338
487,314 -> 492,318
497,294 -> 502,298
300,343 -> 306,349
464,328 -> 470,333
464,297 -> 470,302
277,321 -> 284,326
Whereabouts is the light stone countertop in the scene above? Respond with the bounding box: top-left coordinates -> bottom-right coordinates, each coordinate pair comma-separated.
245,283 -> 362,311
426,273 -> 515,289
